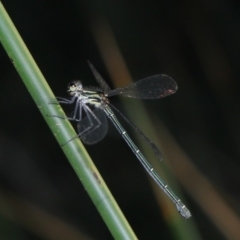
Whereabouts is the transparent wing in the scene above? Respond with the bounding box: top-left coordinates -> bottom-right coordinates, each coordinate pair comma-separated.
106,74 -> 178,99
77,107 -> 108,145
88,61 -> 111,93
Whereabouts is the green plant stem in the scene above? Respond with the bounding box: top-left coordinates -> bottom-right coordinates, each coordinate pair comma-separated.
0,2 -> 137,239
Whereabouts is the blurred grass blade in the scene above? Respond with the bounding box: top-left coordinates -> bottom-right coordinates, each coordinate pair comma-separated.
0,2 -> 137,239
90,15 -> 201,239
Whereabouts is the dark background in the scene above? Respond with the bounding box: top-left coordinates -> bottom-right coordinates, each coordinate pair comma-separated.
0,0 -> 240,239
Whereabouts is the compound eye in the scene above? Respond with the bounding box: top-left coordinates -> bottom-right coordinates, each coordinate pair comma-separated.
68,82 -> 77,92
67,81 -> 82,94
76,84 -> 82,91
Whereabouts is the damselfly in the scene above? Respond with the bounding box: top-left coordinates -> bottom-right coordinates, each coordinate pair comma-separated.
51,62 -> 191,219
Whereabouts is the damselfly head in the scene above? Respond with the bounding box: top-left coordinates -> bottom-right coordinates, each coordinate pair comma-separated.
67,81 -> 83,96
